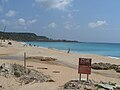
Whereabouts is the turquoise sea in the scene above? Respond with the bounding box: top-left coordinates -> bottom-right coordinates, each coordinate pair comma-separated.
25,42 -> 120,58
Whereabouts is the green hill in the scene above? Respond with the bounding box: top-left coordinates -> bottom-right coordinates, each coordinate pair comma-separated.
0,32 -> 78,42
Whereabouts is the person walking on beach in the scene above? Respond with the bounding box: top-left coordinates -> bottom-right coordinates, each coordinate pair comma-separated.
67,48 -> 70,53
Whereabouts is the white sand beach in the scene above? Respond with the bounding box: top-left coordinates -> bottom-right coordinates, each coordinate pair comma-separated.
0,40 -> 120,90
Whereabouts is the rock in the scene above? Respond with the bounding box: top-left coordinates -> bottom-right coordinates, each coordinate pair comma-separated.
27,65 -> 34,67
46,79 -> 55,82
63,80 -> 78,89
110,64 -> 118,70
8,42 -> 12,45
0,63 -> 54,85
20,76 -> 36,84
0,86 -> 4,89
26,56 -> 57,61
53,71 -> 60,73
92,63 -> 111,70
37,67 -> 48,70
62,80 -> 97,90
12,64 -> 25,75
115,66 -> 120,73
84,85 -> 96,90
92,63 -> 120,73
14,71 -> 21,77
113,87 -> 120,90
61,80 -> 120,90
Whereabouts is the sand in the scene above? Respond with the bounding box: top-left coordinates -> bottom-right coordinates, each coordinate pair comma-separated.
0,40 -> 120,90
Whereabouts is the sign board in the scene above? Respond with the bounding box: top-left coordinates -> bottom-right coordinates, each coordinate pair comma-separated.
78,58 -> 92,74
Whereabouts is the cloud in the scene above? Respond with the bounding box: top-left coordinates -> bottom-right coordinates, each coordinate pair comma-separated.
18,18 -> 26,25
61,13 -> 73,19
6,10 -> 16,17
88,20 -> 107,29
17,18 -> 37,26
0,19 -> 10,25
48,22 -> 57,29
35,0 -> 73,10
0,18 -> 37,30
28,19 -> 37,24
64,21 -> 80,30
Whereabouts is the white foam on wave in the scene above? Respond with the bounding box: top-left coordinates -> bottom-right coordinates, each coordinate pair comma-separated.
21,42 -> 26,45
108,56 -> 120,59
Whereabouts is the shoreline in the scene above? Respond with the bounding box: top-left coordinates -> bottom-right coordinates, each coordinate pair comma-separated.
24,41 -> 120,60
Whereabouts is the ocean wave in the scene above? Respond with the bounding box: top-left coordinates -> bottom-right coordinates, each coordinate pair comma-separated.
108,56 -> 120,59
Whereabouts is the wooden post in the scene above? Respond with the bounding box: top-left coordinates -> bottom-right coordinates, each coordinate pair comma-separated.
0,37 -> 2,45
24,52 -> 26,69
87,74 -> 89,82
79,74 -> 81,83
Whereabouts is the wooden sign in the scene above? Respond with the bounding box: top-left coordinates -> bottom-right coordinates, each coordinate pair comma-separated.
78,58 -> 92,74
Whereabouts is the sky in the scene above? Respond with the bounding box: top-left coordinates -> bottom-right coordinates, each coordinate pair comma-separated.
0,0 -> 120,43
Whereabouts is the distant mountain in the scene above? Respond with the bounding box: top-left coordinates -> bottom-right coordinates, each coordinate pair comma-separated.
0,32 -> 78,42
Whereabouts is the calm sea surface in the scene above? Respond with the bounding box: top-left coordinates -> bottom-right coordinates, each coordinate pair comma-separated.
25,42 -> 120,58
